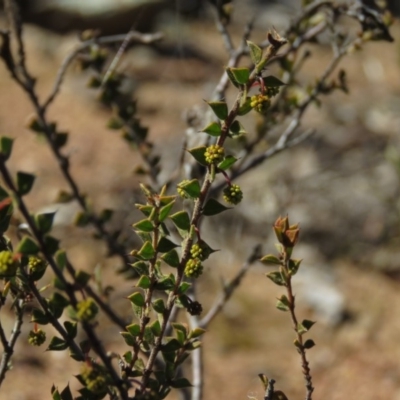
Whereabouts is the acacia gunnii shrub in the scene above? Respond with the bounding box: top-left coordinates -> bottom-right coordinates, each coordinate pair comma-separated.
0,0 -> 394,399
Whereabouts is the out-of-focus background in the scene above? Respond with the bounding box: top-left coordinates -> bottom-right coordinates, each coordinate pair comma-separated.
0,1 -> 400,399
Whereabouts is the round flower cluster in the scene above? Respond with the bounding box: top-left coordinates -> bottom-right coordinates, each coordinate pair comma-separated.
191,242 -> 213,261
184,258 -> 203,278
76,298 -> 99,322
190,243 -> 203,260
204,144 -> 224,165
186,300 -> 203,316
0,251 -> 18,278
223,184 -> 243,205
28,329 -> 46,346
81,363 -> 109,395
250,94 -> 271,114
265,86 -> 280,97
177,180 -> 190,199
28,256 -> 46,274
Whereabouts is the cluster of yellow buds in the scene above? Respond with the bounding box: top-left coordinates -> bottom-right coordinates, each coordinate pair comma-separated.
28,256 -> 46,275
204,144 -> 224,165
28,329 -> 46,346
0,251 -> 19,278
190,243 -> 203,259
76,298 -> 99,322
80,363 -> 109,395
250,94 -> 271,114
177,179 -> 191,199
184,258 -> 203,278
223,184 -> 243,205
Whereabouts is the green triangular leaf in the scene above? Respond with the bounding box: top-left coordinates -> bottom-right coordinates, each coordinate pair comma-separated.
154,274 -> 175,290
217,155 -> 238,171
138,241 -> 155,260
206,101 -> 228,120
263,75 -> 285,87
74,270 -> 91,286
17,236 -> 40,255
55,250 -> 67,270
228,67 -> 250,84
170,211 -> 190,231
157,237 -> 178,253
225,67 -> 240,88
17,171 -> 35,196
177,282 -> 191,294
303,339 -> 316,349
43,235 -> 59,255
188,327 -> 206,339
266,271 -> 286,286
54,132 -> 69,149
188,146 -> 208,166
64,321 -> 77,339
47,336 -> 68,351
120,331 -> 135,346
288,258 -> 302,275
159,201 -> 175,223
133,219 -> 154,233
229,120 -> 247,137
260,254 -> 281,265
136,275 -> 151,289
201,121 -> 222,137
0,136 -> 14,161
162,338 -> 182,352
247,40 -> 263,65
31,308 -> 49,325
126,323 -> 141,337
35,212 -> 56,234
128,292 -> 145,307
202,198 -> 230,216
276,295 -> 290,312
161,249 -> 180,268
178,179 -> 201,199
136,204 -> 153,217
150,320 -> 161,336
152,298 -> 165,313
60,384 -> 73,400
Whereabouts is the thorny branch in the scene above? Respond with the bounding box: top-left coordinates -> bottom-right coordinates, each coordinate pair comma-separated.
283,256 -> 314,400
184,2 -> 393,399
0,5 -> 168,385
44,30 -> 163,111
136,24 -> 288,394
0,0 -> 162,272
0,0 -> 394,398
0,300 -> 23,386
0,156 -> 129,399
209,6 -> 371,197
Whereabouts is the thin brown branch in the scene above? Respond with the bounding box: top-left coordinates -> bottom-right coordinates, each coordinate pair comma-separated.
0,41 -> 128,270
3,0 -> 34,86
0,300 -> 23,386
0,157 -> 129,399
212,18 -> 255,101
0,5 -> 162,268
44,31 -> 163,111
284,260 -> 314,400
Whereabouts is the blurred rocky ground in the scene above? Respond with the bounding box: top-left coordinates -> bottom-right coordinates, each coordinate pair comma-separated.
0,1 -> 400,400
2,0 -> 399,34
